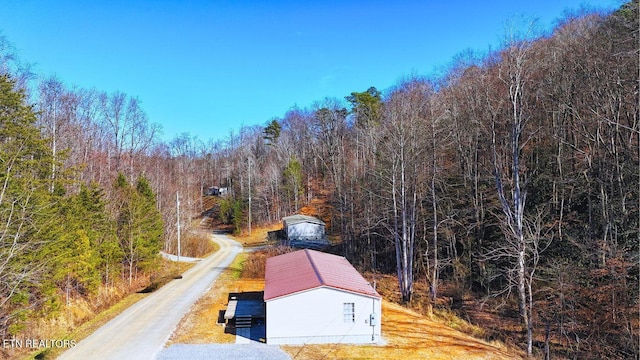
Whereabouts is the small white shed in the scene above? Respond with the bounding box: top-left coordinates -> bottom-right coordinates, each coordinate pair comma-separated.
264,249 -> 382,345
282,215 -> 325,241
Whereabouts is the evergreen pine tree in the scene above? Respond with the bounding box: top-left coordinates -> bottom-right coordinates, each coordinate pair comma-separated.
0,74 -> 58,335
114,173 -> 163,285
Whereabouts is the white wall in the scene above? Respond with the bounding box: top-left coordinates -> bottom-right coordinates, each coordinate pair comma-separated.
286,222 -> 325,240
266,287 -> 381,345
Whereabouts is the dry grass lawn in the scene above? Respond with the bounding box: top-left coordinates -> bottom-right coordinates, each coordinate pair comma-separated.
231,222 -> 282,247
167,253 -> 265,345
283,301 -> 521,360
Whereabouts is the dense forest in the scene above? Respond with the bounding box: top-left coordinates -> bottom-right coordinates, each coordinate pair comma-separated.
0,2 -> 638,358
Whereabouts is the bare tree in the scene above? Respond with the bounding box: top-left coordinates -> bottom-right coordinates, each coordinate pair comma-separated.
426,93 -> 452,302
37,76 -> 66,192
378,78 -> 431,302
0,34 -> 34,91
99,91 -> 128,172
123,97 -> 159,180
74,88 -> 106,185
489,20 -> 539,355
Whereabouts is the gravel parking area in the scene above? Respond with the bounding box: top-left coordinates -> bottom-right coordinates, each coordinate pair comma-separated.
157,344 -> 291,360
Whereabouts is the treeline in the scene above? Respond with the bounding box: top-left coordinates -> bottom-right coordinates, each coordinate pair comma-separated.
196,4 -> 637,358
0,29 -> 231,340
0,1 -> 637,358
0,43 -> 184,341
0,73 -> 164,338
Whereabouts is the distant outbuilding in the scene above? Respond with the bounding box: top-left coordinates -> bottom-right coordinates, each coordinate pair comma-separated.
281,214 -> 329,248
264,249 -> 381,345
203,186 -> 228,196
282,215 -> 325,241
204,186 -> 219,196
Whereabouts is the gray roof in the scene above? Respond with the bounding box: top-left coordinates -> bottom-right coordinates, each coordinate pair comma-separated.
283,214 -> 325,226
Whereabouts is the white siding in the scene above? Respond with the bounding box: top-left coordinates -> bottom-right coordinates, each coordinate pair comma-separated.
286,222 -> 325,240
266,287 -> 381,345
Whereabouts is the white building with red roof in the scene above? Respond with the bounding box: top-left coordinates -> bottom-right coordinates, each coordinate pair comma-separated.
264,249 -> 381,345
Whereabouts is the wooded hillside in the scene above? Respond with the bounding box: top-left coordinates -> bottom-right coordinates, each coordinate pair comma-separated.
0,2 -> 637,358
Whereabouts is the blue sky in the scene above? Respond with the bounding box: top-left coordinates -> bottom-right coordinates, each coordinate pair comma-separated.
2,0 -> 619,142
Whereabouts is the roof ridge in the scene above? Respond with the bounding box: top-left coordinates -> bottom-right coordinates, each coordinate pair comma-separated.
305,249 -> 324,285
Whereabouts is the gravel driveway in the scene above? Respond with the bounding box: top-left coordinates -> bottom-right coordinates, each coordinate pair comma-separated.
58,234 -> 242,360
157,344 -> 292,360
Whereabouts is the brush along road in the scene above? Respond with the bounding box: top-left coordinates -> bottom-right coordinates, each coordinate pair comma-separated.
58,233 -> 242,360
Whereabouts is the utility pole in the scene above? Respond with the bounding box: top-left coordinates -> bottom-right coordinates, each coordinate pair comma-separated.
176,191 -> 181,263
248,157 -> 252,236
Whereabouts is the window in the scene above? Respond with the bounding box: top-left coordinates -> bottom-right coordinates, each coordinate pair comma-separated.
343,302 -> 355,323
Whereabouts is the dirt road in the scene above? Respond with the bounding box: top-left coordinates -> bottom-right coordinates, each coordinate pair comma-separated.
58,233 -> 241,360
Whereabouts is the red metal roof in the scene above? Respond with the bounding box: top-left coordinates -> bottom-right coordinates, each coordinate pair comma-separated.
264,249 -> 381,301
